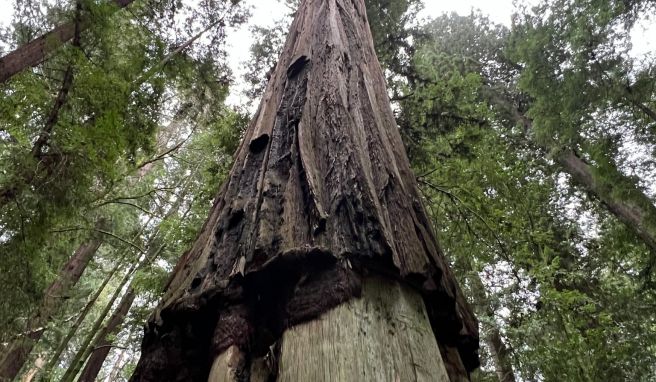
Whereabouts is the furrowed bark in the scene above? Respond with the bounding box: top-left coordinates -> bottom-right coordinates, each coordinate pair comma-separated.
131,0 -> 479,380
76,287 -> 136,382
0,0 -> 134,83
0,234 -> 103,380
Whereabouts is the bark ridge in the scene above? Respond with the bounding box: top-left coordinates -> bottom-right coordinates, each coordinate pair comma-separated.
131,0 -> 479,380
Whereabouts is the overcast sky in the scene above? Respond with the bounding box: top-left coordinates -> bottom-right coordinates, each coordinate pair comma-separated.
224,0 -> 529,105
0,0 -> 653,106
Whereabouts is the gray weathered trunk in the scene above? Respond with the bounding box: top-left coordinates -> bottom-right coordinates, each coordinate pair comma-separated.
555,148 -> 656,254
130,0 -> 479,380
489,90 -> 656,257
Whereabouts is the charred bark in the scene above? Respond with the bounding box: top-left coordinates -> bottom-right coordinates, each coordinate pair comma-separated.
0,0 -> 134,83
131,0 -> 479,380
0,235 -> 103,380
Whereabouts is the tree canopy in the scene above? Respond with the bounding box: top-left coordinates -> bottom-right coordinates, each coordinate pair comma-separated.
0,0 -> 655,380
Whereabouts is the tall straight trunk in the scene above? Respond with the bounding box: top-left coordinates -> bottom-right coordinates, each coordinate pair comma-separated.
0,235 -> 103,380
20,356 -> 44,382
131,0 -> 479,381
62,171 -> 197,381
76,288 -> 136,382
59,244 -> 163,382
0,0 -> 134,83
107,349 -> 127,381
489,90 -> 656,257
470,276 -> 515,382
555,148 -> 656,254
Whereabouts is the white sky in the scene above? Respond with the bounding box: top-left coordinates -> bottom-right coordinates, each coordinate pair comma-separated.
0,0 -> 653,106
224,0 -> 527,105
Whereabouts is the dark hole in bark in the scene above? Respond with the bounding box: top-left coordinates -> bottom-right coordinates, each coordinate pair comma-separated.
286,55 -> 310,78
249,134 -> 269,153
228,209 -> 245,230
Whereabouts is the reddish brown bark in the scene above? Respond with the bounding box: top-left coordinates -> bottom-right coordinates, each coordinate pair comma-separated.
0,0 -> 134,83
0,236 -> 103,380
131,0 -> 479,380
77,288 -> 136,382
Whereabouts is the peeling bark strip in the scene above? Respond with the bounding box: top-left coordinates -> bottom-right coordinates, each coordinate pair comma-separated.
131,0 -> 479,380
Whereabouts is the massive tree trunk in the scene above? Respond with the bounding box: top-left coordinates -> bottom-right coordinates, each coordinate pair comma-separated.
131,0 -> 479,380
0,0 -> 134,83
0,235 -> 103,380
77,287 -> 136,382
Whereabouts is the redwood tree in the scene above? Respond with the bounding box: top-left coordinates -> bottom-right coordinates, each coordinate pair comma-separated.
131,0 -> 479,380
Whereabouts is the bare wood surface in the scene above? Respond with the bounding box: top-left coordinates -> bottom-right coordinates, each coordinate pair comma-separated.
278,276 -> 450,382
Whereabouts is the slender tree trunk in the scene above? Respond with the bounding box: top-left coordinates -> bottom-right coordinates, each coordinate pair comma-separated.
131,0 -> 479,381
20,356 -> 44,382
0,0 -> 134,83
106,350 -> 127,381
59,244 -> 163,382
76,288 -> 136,382
39,259 -> 123,380
0,235 -> 103,380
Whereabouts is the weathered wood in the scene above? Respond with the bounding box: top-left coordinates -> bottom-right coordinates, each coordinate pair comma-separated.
277,276 -> 450,382
130,0 -> 479,380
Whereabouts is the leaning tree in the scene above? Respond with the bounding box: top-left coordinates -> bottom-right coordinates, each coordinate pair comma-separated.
130,0 -> 479,380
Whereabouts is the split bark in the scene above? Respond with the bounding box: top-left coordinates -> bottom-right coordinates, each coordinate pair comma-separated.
131,0 -> 479,380
0,0 -> 134,83
0,234 -> 103,380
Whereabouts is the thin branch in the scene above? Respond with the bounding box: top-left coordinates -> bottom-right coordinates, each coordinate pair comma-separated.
96,200 -> 154,215
51,227 -> 144,253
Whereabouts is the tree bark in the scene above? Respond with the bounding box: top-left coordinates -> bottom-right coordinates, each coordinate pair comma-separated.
0,235 -> 103,380
131,0 -> 478,380
0,0 -> 134,83
76,288 -> 136,382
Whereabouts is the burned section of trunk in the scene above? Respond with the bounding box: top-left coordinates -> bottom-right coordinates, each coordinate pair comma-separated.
0,234 -> 103,380
131,0 -> 479,380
